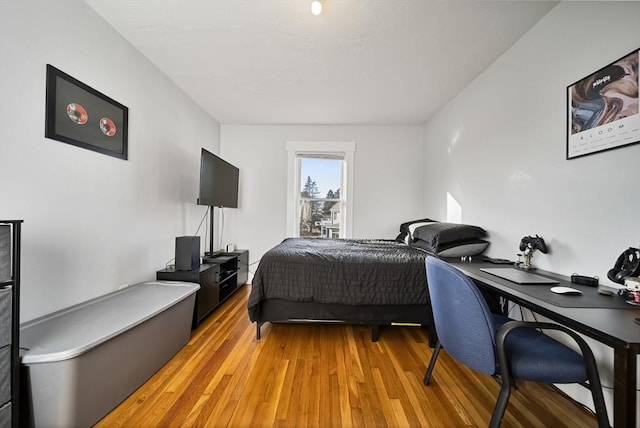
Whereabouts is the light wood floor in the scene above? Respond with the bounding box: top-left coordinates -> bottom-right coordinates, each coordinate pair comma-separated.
96,284 -> 597,427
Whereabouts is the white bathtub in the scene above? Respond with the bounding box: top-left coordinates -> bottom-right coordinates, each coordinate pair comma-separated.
20,280 -> 199,428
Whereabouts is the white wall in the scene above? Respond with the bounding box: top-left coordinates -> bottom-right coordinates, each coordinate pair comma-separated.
422,1 -> 640,421
423,1 -> 639,281
0,0 -> 221,321
220,125 -> 424,270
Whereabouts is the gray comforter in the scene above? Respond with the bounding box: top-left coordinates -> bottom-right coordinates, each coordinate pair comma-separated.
247,238 -> 429,321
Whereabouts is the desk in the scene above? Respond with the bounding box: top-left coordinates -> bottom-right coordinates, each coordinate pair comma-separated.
451,261 -> 640,428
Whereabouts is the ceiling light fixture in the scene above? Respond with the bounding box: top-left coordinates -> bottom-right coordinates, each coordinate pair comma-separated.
311,0 -> 322,16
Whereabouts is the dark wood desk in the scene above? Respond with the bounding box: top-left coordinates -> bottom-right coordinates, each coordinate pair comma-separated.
451,261 -> 640,428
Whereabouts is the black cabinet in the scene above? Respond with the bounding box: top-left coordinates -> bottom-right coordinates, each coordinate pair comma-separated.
157,250 -> 248,327
0,220 -> 22,428
234,250 -> 249,288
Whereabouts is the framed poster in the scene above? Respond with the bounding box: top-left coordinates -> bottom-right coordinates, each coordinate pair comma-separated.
566,48 -> 639,160
45,64 -> 128,160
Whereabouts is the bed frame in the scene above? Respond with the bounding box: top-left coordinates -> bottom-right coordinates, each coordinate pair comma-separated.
253,298 -> 434,344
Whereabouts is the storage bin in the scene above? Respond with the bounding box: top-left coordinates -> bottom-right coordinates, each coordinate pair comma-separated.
0,288 -> 10,347
20,281 -> 199,428
0,402 -> 11,428
0,346 -> 9,406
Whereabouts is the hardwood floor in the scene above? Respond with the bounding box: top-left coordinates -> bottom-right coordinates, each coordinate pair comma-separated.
96,285 -> 598,427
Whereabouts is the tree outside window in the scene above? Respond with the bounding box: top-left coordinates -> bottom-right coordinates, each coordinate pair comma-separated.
298,157 -> 342,238
286,141 -> 354,239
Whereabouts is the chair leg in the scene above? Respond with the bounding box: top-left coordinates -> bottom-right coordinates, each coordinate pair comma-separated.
570,331 -> 610,427
590,383 -> 610,428
423,341 -> 442,385
489,377 -> 512,428
584,358 -> 610,427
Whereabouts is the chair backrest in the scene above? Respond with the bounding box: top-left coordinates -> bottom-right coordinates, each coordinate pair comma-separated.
425,256 -> 498,375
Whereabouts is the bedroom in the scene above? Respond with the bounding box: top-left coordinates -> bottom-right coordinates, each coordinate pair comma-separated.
1,0 -> 639,426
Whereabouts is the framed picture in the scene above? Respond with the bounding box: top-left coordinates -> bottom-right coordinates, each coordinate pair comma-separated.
45,64 -> 128,160
566,48 -> 639,160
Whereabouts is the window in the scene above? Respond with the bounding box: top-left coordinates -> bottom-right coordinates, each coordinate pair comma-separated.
299,156 -> 342,238
287,142 -> 355,238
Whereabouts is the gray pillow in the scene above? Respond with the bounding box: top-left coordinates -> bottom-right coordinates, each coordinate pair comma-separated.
412,222 -> 487,249
411,238 -> 489,257
395,218 -> 436,244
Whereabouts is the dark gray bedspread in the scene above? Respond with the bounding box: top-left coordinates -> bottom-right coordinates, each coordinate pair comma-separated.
247,238 -> 429,321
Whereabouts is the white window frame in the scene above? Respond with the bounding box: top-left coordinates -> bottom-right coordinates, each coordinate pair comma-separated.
286,141 -> 355,238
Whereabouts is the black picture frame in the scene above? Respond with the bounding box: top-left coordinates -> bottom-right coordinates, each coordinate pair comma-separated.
45,64 -> 128,160
566,48 -> 639,160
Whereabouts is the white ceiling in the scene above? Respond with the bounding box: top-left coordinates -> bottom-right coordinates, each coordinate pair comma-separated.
85,0 -> 558,126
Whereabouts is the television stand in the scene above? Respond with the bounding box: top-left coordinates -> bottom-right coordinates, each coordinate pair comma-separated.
202,251 -> 224,261
156,250 -> 248,327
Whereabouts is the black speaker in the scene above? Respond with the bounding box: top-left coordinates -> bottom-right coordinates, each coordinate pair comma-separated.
175,236 -> 200,271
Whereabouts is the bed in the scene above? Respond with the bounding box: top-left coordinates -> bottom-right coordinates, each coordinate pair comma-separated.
248,237 -> 432,342
247,220 -> 490,343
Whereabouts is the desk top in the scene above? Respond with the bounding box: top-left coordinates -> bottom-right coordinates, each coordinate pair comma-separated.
451,261 -> 640,350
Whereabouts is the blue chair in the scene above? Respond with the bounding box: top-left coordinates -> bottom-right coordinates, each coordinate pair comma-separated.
423,256 -> 609,428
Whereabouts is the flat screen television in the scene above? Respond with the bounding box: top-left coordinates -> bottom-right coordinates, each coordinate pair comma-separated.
197,148 -> 239,208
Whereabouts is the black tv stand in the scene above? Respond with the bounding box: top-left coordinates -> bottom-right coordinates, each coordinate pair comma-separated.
156,250 -> 248,328
203,251 -> 224,261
